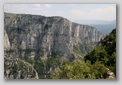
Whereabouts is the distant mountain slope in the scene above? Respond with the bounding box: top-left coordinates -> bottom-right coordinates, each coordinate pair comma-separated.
75,20 -> 116,35
93,23 -> 116,35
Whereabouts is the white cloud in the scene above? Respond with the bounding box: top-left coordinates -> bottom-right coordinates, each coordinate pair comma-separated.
32,4 -> 41,8
4,4 -> 47,15
67,4 -> 76,6
91,6 -> 116,15
61,9 -> 85,20
44,4 -> 51,8
90,6 -> 116,21
4,4 -> 29,13
67,6 -> 116,21
70,10 -> 85,17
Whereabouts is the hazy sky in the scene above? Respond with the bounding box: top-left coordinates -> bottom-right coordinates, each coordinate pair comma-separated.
4,4 -> 116,21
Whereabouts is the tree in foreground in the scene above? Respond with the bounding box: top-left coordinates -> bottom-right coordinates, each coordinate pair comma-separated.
50,60 -> 107,79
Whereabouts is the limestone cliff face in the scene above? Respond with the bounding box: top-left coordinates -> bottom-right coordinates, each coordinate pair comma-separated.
4,13 -> 104,79
4,13 -> 104,59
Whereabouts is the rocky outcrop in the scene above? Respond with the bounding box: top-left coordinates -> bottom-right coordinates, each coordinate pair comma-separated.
106,68 -> 115,79
4,13 -> 104,79
4,57 -> 38,79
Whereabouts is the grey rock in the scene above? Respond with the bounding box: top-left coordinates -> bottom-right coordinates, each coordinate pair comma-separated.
4,30 -> 10,50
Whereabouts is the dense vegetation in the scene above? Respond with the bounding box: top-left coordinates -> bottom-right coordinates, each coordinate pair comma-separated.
73,43 -> 96,59
50,60 -> 108,79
